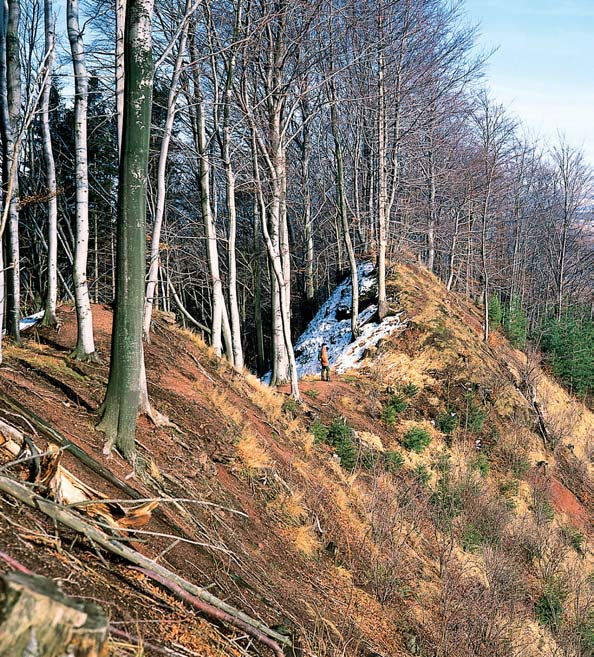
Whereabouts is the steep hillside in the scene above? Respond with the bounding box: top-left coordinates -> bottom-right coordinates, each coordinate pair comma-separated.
0,262 -> 591,657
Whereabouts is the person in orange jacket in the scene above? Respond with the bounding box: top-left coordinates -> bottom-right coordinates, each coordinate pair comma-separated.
319,343 -> 330,381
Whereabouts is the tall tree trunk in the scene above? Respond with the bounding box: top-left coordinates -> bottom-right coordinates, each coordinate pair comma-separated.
143,16 -> 188,341
221,0 -> 244,369
97,0 -> 155,461
115,0 -> 125,154
426,143 -> 437,273
253,198 -> 265,376
1,0 -> 21,342
189,32 -> 226,358
67,0 -> 96,360
329,76 -> 359,339
376,7 -> 388,321
41,0 -> 58,328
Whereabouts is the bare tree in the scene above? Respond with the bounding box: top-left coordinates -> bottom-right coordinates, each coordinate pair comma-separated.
67,0 -> 97,360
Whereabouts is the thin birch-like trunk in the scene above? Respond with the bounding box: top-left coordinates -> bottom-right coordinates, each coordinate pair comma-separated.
329,74 -> 359,339
143,17 -> 188,341
2,0 -> 21,342
41,0 -> 58,327
376,32 -> 388,321
221,0 -> 244,368
67,0 -> 96,360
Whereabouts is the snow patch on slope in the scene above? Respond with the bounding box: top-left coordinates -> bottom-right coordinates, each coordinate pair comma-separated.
1,311 -> 45,336
294,263 -> 406,377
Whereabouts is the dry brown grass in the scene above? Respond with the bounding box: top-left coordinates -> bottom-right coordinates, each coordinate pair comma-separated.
207,388 -> 244,426
292,524 -> 320,555
236,430 -> 272,470
243,372 -> 284,422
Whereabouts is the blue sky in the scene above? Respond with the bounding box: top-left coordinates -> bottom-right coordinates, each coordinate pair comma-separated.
463,0 -> 594,165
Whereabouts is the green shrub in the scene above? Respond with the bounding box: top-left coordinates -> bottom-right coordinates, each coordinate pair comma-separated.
461,524 -> 483,553
535,583 -> 567,631
382,394 -> 408,426
503,297 -> 527,348
304,388 -> 319,399
511,456 -> 530,478
327,419 -> 357,471
539,308 -> 594,397
413,464 -> 431,486
282,398 -> 299,417
401,382 -> 419,398
561,526 -> 584,554
436,409 -> 458,435
361,449 -> 379,470
403,425 -> 431,453
499,479 -> 519,497
464,396 -> 486,433
471,453 -> 490,478
489,294 -> 503,328
310,419 -> 329,444
382,450 -> 404,472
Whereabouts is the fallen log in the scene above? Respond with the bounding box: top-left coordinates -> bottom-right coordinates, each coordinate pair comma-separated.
0,418 -> 157,530
0,475 -> 292,651
134,567 -> 285,657
0,390 -> 140,499
0,571 -> 108,657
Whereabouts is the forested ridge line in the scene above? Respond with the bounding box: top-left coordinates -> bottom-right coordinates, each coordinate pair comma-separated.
0,0 -> 592,456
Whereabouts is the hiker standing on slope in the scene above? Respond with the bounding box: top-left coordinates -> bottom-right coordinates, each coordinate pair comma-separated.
319,343 -> 330,381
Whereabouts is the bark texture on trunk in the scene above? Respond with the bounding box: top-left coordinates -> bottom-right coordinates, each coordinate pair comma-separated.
67,0 -> 96,360
222,1 -> 244,369
190,33 -> 226,357
98,0 -> 155,461
329,77 -> 359,339
143,15 -> 188,341
41,0 -> 59,327
1,0 -> 21,342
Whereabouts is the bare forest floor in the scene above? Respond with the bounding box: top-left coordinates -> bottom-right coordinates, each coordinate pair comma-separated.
0,262 -> 592,657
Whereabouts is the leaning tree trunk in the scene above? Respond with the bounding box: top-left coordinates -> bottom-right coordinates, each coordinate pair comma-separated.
41,0 -> 58,328
67,0 -> 96,360
1,0 -> 21,343
97,0 -> 155,461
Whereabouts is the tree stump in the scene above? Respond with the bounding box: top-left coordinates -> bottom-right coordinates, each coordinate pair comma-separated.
0,571 -> 108,657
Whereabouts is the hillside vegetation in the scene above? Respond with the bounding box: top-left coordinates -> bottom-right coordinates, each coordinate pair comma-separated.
0,262 -> 592,657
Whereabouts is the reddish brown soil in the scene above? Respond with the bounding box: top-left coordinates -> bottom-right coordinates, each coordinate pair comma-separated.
550,478 -> 591,531
0,305 -> 411,656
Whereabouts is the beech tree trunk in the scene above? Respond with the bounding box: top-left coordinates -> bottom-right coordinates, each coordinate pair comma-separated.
143,13 -> 188,341
189,32 -> 226,358
67,0 -> 96,360
41,0 -> 58,328
376,7 -> 388,321
0,572 -> 108,657
115,0 -> 125,154
1,0 -> 21,343
98,0 -> 155,461
329,69 -> 359,339
221,0 -> 244,369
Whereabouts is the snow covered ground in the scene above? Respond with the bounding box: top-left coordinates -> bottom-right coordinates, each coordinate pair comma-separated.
293,263 -> 406,378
